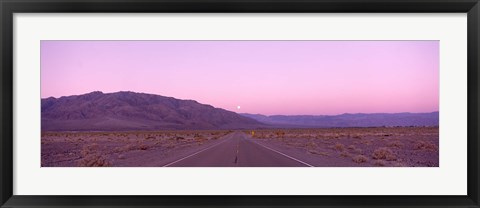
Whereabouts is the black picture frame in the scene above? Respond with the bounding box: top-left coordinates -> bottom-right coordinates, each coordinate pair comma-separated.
1,0 -> 479,207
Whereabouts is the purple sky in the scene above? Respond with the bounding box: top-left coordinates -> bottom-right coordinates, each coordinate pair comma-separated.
41,41 -> 439,116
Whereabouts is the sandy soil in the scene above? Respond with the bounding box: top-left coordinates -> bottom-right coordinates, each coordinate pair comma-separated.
41,127 -> 438,167
248,127 -> 439,167
41,130 -> 233,167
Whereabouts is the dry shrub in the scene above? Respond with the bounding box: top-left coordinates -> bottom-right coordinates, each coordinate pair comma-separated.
276,131 -> 285,137
352,155 -> 368,163
78,143 -> 110,167
308,150 -> 329,156
319,151 -> 329,156
360,140 -> 372,145
116,141 -> 149,152
414,141 -> 438,151
175,136 -> 185,141
391,161 -> 408,167
340,152 -> 351,158
347,145 -> 356,150
194,137 -> 207,142
372,147 -> 397,161
139,144 -> 148,150
306,141 -> 318,149
374,160 -> 386,166
165,142 -> 175,149
334,143 -> 345,151
352,148 -> 363,154
124,144 -> 136,151
113,147 -> 122,153
388,140 -> 404,148
195,138 -> 207,146
117,154 -> 125,159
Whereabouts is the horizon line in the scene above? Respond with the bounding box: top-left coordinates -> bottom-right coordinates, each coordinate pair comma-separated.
41,90 -> 439,117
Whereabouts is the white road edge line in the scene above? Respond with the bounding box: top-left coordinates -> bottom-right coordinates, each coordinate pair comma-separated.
253,140 -> 315,167
162,135 -> 232,167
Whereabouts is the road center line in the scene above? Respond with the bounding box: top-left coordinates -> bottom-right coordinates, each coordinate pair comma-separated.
252,140 -> 315,167
162,135 -> 232,167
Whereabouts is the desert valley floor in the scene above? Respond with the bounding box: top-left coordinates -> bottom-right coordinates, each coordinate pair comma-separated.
41,127 -> 439,167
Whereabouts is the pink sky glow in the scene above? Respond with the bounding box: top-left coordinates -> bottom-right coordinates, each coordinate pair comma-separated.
41,41 -> 439,116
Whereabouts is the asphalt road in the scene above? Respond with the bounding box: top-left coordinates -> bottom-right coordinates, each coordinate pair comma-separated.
164,131 -> 313,167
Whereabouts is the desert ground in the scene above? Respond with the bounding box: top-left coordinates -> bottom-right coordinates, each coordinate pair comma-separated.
41,127 -> 438,167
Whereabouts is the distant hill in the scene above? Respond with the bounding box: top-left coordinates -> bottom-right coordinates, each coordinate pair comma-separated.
41,91 -> 264,131
241,112 -> 439,128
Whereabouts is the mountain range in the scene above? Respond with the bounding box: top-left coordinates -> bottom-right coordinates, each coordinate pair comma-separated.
41,91 -> 263,131
41,91 -> 439,131
241,112 -> 438,128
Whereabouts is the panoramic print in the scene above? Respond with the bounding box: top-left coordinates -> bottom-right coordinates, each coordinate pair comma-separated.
41,40 -> 439,167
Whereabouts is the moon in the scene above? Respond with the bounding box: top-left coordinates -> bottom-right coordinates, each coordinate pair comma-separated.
237,106 -> 241,110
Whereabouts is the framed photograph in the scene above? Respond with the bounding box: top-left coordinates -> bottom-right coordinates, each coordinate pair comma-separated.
1,0 -> 479,207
